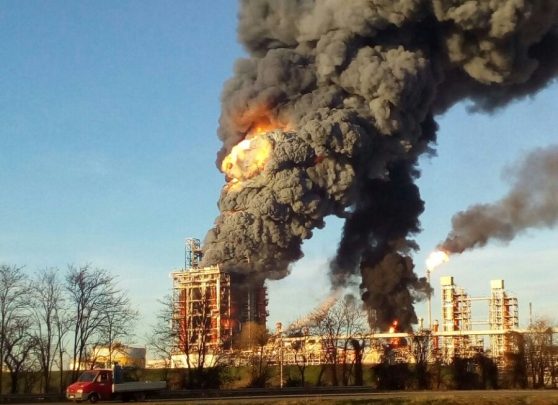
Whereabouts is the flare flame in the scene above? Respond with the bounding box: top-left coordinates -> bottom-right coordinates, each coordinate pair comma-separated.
426,250 -> 449,271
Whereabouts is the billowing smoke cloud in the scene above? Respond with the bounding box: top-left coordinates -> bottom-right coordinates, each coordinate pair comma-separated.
440,146 -> 558,254
202,0 -> 558,330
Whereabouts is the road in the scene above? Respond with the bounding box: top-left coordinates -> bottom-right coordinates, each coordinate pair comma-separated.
35,389 -> 558,405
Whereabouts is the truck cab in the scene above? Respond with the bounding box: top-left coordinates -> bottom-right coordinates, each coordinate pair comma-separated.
66,369 -> 113,403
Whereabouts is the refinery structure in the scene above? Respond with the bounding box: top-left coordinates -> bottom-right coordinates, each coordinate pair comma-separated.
168,237 -> 535,368
170,238 -> 267,365
435,276 -> 519,362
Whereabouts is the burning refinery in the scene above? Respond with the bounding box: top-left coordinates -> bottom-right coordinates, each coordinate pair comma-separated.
168,0 -> 558,371
198,0 -> 558,335
170,236 -> 525,368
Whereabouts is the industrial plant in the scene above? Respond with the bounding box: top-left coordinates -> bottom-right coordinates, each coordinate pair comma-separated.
434,276 -> 519,363
168,238 -> 536,369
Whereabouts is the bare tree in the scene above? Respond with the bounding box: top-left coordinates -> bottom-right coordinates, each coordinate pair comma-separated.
338,295 -> 368,386
146,295 -> 175,381
179,286 -> 209,385
235,321 -> 272,388
53,292 -> 71,393
287,327 -> 311,386
0,264 -> 30,395
310,294 -> 368,386
3,316 -> 36,393
176,284 -> 229,388
524,319 -> 555,388
310,302 -> 342,386
151,288 -> 228,388
97,291 -> 139,367
410,330 -> 431,389
30,268 -> 66,393
65,264 -> 136,381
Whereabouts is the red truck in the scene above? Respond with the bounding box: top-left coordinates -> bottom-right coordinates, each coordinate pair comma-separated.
66,369 -> 166,403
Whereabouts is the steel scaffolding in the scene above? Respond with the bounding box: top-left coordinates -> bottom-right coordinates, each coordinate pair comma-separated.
171,264 -> 269,357
185,238 -> 203,269
489,279 -> 519,357
440,276 -> 472,359
437,276 -> 521,362
171,265 -> 233,352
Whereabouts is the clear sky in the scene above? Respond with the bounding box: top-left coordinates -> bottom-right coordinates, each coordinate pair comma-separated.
2,1 -> 558,345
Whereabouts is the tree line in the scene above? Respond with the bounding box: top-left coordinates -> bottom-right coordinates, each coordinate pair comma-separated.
3,261 -> 557,393
0,264 -> 138,395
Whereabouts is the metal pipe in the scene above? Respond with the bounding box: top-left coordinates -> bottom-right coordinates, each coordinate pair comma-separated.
280,335 -> 283,389
427,269 -> 432,330
277,323 -> 283,389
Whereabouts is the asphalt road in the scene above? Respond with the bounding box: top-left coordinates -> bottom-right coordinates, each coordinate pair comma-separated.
34,390 -> 558,405
155,390 -> 558,404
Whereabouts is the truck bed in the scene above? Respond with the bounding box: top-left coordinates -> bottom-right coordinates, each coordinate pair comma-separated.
112,381 -> 166,393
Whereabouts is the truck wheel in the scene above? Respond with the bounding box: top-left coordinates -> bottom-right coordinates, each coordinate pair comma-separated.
135,392 -> 146,402
89,393 -> 99,404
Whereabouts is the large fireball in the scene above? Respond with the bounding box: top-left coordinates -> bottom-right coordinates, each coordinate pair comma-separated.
221,135 -> 272,182
220,118 -> 290,184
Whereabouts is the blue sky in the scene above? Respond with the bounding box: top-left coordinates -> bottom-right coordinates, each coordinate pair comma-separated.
2,1 -> 558,344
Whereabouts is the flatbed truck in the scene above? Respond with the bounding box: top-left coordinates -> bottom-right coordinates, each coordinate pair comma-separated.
66,369 -> 166,402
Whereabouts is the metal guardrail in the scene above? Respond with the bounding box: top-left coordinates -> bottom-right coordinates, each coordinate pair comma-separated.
0,393 -> 65,403
0,387 -> 375,403
161,386 -> 374,400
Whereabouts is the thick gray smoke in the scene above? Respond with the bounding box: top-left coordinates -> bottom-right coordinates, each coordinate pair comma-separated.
441,146 -> 558,254
202,0 -> 558,330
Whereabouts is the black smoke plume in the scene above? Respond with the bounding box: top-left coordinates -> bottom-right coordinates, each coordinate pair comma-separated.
440,146 -> 558,254
202,0 -> 558,330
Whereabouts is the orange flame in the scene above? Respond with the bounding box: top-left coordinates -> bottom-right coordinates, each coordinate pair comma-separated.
426,250 -> 449,271
221,117 -> 290,186
221,135 -> 272,182
389,320 -> 399,346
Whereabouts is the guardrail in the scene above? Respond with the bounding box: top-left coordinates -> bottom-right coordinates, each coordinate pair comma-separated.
0,386 -> 375,403
162,385 -> 374,399
0,393 -> 64,403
